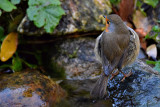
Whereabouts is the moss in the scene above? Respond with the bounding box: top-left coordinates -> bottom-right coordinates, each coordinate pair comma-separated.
0,70 -> 66,106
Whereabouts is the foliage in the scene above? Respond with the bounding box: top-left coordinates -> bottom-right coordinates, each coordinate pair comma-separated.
0,0 -> 65,33
139,0 -> 158,15
0,0 -> 21,13
146,25 -> 160,72
0,10 -> 2,16
110,0 -> 159,8
146,60 -> 160,72
136,0 -> 146,16
110,0 -> 159,16
152,25 -> 160,32
12,55 -> 22,71
0,32 -> 18,62
0,53 -> 37,72
27,0 -> 65,33
145,25 -> 160,41
0,0 -> 65,72
109,0 -> 121,5
0,0 -> 17,12
11,0 -> 21,5
143,0 -> 159,8
0,29 -> 36,71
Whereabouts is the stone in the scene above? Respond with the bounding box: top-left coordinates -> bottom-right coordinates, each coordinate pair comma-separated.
54,37 -> 102,80
107,64 -> 160,107
0,69 -> 66,107
52,37 -> 160,106
17,0 -> 112,36
54,37 -> 158,80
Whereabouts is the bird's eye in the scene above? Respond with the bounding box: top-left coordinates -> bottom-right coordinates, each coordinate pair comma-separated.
107,21 -> 110,24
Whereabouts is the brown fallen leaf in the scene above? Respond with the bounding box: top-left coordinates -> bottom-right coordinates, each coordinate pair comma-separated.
133,10 -> 152,51
133,10 -> 152,33
146,44 -> 157,59
140,38 -> 147,51
0,32 -> 18,62
135,28 -> 147,38
118,0 -> 135,21
135,28 -> 147,50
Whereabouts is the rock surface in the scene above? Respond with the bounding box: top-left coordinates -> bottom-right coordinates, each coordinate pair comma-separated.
18,0 -> 112,35
0,69 -> 66,107
54,37 -> 156,80
52,37 -> 160,106
55,37 -> 102,80
108,66 -> 160,107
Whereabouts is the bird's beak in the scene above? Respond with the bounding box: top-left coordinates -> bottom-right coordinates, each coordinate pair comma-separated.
103,15 -> 106,18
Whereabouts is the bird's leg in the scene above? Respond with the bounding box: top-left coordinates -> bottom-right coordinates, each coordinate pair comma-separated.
119,69 -> 132,82
110,70 -> 119,80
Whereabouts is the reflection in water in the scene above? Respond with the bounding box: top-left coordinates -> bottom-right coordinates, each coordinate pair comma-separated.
0,86 -> 46,106
56,79 -> 113,107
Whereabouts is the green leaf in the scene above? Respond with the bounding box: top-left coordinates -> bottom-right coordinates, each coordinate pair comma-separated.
146,60 -> 160,73
152,33 -> 158,40
136,0 -> 142,8
154,62 -> 160,72
109,0 -> 121,5
144,0 -> 159,8
27,0 -> 65,33
0,64 -> 11,68
0,0 -> 16,12
145,34 -> 150,39
0,10 -> 2,16
21,59 -> 37,69
152,25 -> 160,32
28,0 -> 61,6
34,51 -> 42,65
140,8 -> 146,16
11,0 -> 21,5
146,60 -> 156,65
136,1 -> 147,16
12,56 -> 22,72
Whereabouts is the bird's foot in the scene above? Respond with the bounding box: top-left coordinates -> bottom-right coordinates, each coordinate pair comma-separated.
120,70 -> 132,82
110,70 -> 119,80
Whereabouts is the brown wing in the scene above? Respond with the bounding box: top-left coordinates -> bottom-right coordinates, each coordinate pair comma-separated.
101,31 -> 130,75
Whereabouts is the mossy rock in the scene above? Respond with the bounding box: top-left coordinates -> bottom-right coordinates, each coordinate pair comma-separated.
18,0 -> 112,36
0,69 -> 66,106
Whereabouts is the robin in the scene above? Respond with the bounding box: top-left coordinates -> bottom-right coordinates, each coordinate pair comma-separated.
91,14 -> 140,99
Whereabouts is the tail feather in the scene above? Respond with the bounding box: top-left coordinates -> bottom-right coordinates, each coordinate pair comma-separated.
90,74 -> 109,99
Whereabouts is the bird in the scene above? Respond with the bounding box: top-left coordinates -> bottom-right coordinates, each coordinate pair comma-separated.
90,14 -> 140,99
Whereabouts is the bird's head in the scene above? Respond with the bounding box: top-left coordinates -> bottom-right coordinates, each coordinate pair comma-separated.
103,14 -> 126,33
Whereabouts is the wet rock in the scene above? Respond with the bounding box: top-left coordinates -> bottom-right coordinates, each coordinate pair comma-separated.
58,68 -> 160,107
107,66 -> 160,107
59,79 -> 113,107
17,0 -> 112,36
0,69 -> 66,107
52,37 -> 160,106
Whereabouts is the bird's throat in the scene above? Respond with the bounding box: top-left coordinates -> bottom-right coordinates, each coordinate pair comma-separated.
105,23 -> 115,33
105,23 -> 109,32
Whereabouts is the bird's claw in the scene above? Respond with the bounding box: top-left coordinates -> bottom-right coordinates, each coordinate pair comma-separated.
110,70 -> 119,80
121,70 -> 132,82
